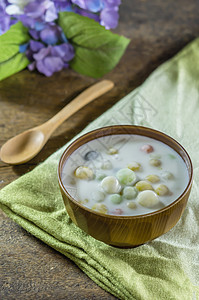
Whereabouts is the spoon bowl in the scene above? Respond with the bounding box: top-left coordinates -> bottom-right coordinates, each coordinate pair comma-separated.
0,130 -> 45,164
0,80 -> 114,165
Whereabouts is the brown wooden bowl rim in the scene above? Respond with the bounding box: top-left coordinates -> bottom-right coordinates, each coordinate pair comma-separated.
58,125 -> 193,220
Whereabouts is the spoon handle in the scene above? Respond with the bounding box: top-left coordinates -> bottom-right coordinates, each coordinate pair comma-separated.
42,80 -> 114,135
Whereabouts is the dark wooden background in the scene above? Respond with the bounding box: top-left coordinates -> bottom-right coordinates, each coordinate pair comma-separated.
1,0 -> 199,299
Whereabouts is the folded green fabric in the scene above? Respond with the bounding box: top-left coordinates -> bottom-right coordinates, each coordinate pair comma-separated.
1,38 -> 199,300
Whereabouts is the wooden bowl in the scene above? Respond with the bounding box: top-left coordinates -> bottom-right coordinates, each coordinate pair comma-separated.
58,125 -> 193,247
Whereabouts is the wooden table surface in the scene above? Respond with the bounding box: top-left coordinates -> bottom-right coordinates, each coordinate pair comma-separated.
1,1 -> 199,299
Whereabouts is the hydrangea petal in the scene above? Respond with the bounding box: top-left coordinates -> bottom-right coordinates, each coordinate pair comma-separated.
33,46 -> 51,60
19,42 -> 29,53
71,0 -> 87,10
72,0 -> 103,12
30,40 -> 44,52
100,7 -> 119,29
36,59 -> 52,76
85,0 -> 104,12
60,31 -> 68,43
29,28 -> 40,39
54,1 -> 73,12
7,0 -> 31,4
28,61 -> 36,71
34,21 -> 45,31
76,8 -> 100,22
51,43 -> 75,61
24,1 -> 46,18
19,14 -> 35,28
102,0 -> 121,8
45,2 -> 57,22
63,62 -> 69,68
26,48 -> 34,60
44,56 -> 64,73
6,4 -> 23,15
0,4 -> 11,34
40,26 -> 60,45
36,56 -> 64,76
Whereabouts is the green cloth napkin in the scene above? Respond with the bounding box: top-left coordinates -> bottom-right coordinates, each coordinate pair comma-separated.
1,39 -> 199,300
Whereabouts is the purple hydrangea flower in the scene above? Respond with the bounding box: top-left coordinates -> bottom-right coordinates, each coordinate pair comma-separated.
18,1 -> 75,76
37,55 -> 63,76
27,42 -> 75,76
0,0 -> 16,34
1,0 -> 121,77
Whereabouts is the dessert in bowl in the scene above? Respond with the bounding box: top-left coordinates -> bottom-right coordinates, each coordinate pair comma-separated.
58,126 -> 193,247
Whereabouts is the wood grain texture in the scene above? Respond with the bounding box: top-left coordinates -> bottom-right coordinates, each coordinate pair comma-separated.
1,0 -> 199,299
0,80 -> 114,164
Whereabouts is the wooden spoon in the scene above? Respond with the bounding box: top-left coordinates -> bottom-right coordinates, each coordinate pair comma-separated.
0,80 -> 114,165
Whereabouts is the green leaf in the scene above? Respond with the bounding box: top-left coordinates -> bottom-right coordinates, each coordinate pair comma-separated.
0,22 -> 30,63
0,53 -> 30,81
58,12 -> 130,78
